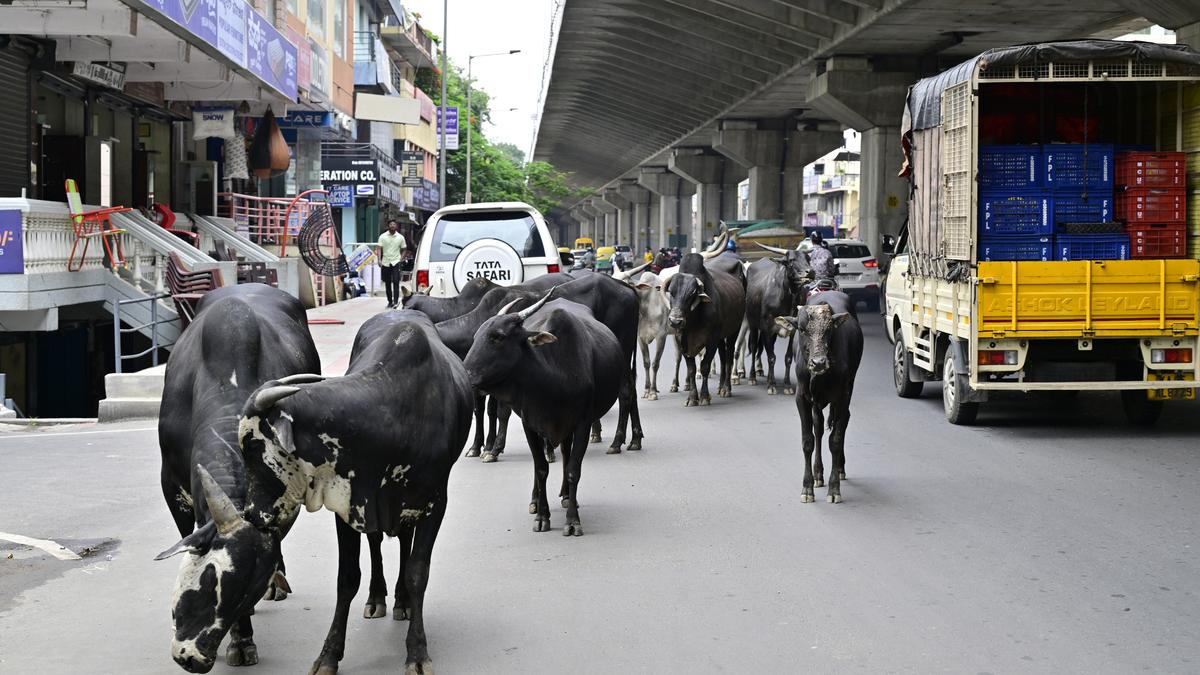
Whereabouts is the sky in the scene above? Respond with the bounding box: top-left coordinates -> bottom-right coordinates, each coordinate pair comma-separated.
402,0 -> 562,161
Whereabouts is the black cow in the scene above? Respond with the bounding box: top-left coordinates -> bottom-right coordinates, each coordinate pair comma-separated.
234,310 -> 472,675
156,283 -> 321,672
744,245 -> 813,394
465,294 -> 625,536
665,253 -> 746,406
399,275 -> 497,322
775,291 -> 863,503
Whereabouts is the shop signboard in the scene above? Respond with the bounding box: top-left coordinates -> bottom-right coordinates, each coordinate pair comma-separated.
246,10 -> 297,97
288,26 -> 312,92
347,245 -> 375,271
72,62 -> 127,90
322,154 -> 379,201
436,107 -> 459,151
215,0 -> 247,65
327,184 -> 353,207
0,211 -> 23,274
412,179 -> 440,211
401,151 -> 424,187
282,111 -> 333,128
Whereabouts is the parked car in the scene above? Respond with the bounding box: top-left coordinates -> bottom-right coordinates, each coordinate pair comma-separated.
413,201 -> 560,297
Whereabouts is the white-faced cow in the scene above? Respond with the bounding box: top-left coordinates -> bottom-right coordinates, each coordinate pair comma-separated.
465,293 -> 625,536
665,252 -> 747,406
775,291 -> 863,503
744,243 -> 814,394
630,271 -> 671,400
156,283 -> 320,672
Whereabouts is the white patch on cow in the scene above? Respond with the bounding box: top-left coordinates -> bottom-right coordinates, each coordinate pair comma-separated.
390,464 -> 411,484
170,546 -> 235,662
346,470 -> 356,479
350,504 -> 366,529
229,372 -> 238,387
398,508 -> 425,523
176,488 -> 194,512
280,411 -> 294,423
318,433 -> 343,460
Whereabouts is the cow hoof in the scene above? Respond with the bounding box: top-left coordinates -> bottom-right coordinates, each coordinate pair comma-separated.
533,515 -> 552,532
226,640 -> 258,667
646,391 -> 658,401
545,449 -> 556,463
784,386 -> 796,395
563,521 -> 584,537
669,385 -> 679,393
628,438 -> 643,451
607,445 -> 621,454
838,471 -> 847,480
749,378 -> 757,386
828,494 -> 843,504
529,501 -> 538,514
393,602 -> 413,621
561,497 -> 572,508
731,376 -> 740,385
363,598 -> 387,619
684,398 -> 697,407
465,447 -> 481,458
684,383 -> 693,392
814,477 -> 825,488
767,386 -> 777,395
801,492 -> 815,503
717,387 -> 731,397
699,396 -> 712,406
755,369 -> 765,377
589,433 -> 603,443
404,658 -> 434,675
481,452 -> 497,463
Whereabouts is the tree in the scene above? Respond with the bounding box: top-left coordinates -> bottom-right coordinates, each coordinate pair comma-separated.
494,142 -> 525,166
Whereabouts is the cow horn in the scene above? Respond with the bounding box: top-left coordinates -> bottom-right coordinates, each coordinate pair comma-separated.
196,465 -> 243,534
756,242 -> 792,255
276,374 -> 324,385
516,288 -> 556,321
701,230 -> 728,260
615,262 -> 649,282
496,297 -> 523,316
253,385 -> 302,412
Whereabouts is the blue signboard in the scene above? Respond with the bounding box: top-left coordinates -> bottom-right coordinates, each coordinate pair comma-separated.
0,210 -> 24,273
281,111 -> 333,128
327,184 -> 353,207
436,107 -> 459,150
412,179 -> 441,211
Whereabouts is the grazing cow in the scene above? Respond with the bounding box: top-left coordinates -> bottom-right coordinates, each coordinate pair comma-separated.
400,275 -> 497,322
156,283 -> 320,672
744,244 -> 814,394
465,293 -> 624,535
630,271 -> 671,400
665,253 -> 746,406
236,310 -> 472,675
775,291 -> 863,503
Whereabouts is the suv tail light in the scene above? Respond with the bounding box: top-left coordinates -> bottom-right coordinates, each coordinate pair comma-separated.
863,258 -> 879,268
547,263 -> 560,274
416,269 -> 429,290
1151,348 -> 1192,364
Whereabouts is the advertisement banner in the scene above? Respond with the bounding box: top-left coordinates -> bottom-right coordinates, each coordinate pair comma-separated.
412,179 -> 441,211
192,107 -> 236,139
246,11 -> 297,98
436,107 -> 459,151
347,245 -> 375,272
0,210 -> 24,274
288,26 -> 311,92
400,151 -> 424,187
215,0 -> 247,65
327,184 -> 353,207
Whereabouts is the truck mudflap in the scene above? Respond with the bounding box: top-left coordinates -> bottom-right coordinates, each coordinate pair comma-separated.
976,260 -> 1200,338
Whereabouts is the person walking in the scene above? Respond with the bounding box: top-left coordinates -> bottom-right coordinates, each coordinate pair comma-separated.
376,219 -> 407,308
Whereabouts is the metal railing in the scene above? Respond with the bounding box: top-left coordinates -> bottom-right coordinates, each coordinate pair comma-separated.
353,31 -> 375,62
112,290 -> 177,373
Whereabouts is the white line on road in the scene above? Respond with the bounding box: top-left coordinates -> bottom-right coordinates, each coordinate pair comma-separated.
0,426 -> 156,440
0,532 -> 82,560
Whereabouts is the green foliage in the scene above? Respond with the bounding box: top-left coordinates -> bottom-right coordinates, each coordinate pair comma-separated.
494,142 -> 525,166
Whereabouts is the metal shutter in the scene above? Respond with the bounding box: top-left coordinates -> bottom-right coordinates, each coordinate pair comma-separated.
0,48 -> 30,198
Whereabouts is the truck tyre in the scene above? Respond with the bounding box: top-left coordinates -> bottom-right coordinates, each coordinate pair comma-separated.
893,335 -> 923,398
1120,390 -> 1163,426
943,349 -> 979,425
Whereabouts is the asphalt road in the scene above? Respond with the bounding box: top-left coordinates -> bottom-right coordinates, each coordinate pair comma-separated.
3,316 -> 1200,674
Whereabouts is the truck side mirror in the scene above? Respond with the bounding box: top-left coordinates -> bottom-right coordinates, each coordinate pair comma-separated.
881,233 -> 896,256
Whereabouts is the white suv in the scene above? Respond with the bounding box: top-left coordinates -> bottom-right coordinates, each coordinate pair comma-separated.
801,237 -> 882,310
413,202 -> 561,298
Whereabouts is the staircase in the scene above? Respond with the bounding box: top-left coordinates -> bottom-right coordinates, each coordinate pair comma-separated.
97,364 -> 165,421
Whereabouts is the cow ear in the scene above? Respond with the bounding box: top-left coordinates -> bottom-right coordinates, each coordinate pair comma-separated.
635,282 -> 652,291
400,286 -> 412,300
698,293 -> 712,303
832,312 -> 851,327
774,316 -> 798,336
527,331 -> 557,346
155,521 -> 216,560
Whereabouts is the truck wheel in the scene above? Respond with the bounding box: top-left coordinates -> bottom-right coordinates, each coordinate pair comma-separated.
893,335 -> 923,399
1120,390 -> 1163,426
943,349 -> 979,425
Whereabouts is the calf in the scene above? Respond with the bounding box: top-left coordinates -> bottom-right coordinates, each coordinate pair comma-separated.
665,253 -> 746,406
775,291 -> 863,503
465,294 -> 624,536
630,271 -> 670,400
744,246 -> 813,394
156,283 -> 320,672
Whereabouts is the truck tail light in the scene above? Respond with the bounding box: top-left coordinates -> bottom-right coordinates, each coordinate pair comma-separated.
1151,348 -> 1192,364
547,264 -> 560,273
978,350 -> 1018,366
416,269 -> 429,290
862,258 -> 879,268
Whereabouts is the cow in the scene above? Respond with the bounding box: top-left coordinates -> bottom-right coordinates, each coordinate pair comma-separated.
744,243 -> 814,394
464,293 -> 625,536
630,271 -> 670,400
665,252 -> 746,406
155,283 -> 321,672
399,275 -> 497,322
774,291 -> 863,504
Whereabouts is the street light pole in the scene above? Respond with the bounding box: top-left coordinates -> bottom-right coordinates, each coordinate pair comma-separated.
465,49 -> 520,205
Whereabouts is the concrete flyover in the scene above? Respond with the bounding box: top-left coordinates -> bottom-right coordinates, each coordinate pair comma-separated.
534,0 -> 1200,252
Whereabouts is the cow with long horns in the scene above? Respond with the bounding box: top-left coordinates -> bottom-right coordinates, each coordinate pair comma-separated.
465,291 -> 625,536
665,250 -> 747,406
744,242 -> 814,394
155,283 -> 320,673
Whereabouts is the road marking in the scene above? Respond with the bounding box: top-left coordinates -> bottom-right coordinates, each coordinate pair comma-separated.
0,532 -> 82,560
0,425 -> 156,440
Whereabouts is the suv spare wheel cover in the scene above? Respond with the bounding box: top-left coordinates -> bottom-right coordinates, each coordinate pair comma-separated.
453,238 -> 525,291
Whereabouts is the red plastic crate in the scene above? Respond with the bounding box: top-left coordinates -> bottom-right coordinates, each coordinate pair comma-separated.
1115,151 -> 1187,189
1127,223 -> 1188,258
1116,187 -> 1187,225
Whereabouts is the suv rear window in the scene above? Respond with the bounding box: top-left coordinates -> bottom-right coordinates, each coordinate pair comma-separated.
830,243 -> 871,259
429,212 -> 546,262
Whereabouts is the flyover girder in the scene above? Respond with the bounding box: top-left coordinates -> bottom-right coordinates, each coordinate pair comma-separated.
565,33 -> 781,82
549,40 -> 765,92
771,0 -> 860,26
545,56 -> 747,105
604,7 -> 808,65
595,25 -> 790,78
557,69 -> 734,117
553,91 -> 715,136
602,1 -> 817,50
659,0 -> 835,43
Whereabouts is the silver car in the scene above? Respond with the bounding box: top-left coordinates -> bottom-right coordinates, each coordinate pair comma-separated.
802,237 -> 881,310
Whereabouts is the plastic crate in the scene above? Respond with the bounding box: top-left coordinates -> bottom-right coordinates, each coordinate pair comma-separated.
1056,222 -> 1125,235
1116,151 -> 1187,189
1044,144 -> 1114,190
1054,233 -> 1130,261
1127,223 -> 1188,259
1117,188 -> 1187,225
979,236 -> 1053,261
979,145 -> 1042,191
1052,192 -> 1112,226
980,192 -> 1052,235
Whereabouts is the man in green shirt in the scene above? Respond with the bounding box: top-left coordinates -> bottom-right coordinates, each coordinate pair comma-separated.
376,219 -> 408,308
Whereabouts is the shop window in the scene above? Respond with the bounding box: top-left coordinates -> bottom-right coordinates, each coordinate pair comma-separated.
332,0 -> 345,59
307,0 -> 325,41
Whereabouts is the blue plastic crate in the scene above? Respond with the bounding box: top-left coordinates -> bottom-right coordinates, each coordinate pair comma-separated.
979,236 -> 1053,262
1054,233 -> 1130,261
979,145 -> 1042,191
1052,191 -> 1113,226
1044,144 -> 1114,190
980,192 -> 1053,235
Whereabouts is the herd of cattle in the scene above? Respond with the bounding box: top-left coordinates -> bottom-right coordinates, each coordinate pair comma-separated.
153,230 -> 864,674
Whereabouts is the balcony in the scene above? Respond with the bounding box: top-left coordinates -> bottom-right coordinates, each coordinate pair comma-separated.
817,173 -> 859,194
380,14 -> 435,68
353,31 -> 395,92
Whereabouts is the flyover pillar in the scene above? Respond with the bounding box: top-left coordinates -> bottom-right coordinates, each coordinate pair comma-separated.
593,199 -> 617,247
580,202 -> 603,245
618,180 -> 652,255
722,163 -> 748,221
670,148 -> 726,250
602,188 -> 633,248
1180,23 -> 1200,51
570,207 -> 590,241
712,120 -> 782,222
639,166 -> 696,250
808,57 -> 913,254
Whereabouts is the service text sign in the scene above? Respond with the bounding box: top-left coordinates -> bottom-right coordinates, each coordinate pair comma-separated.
0,210 -> 24,273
